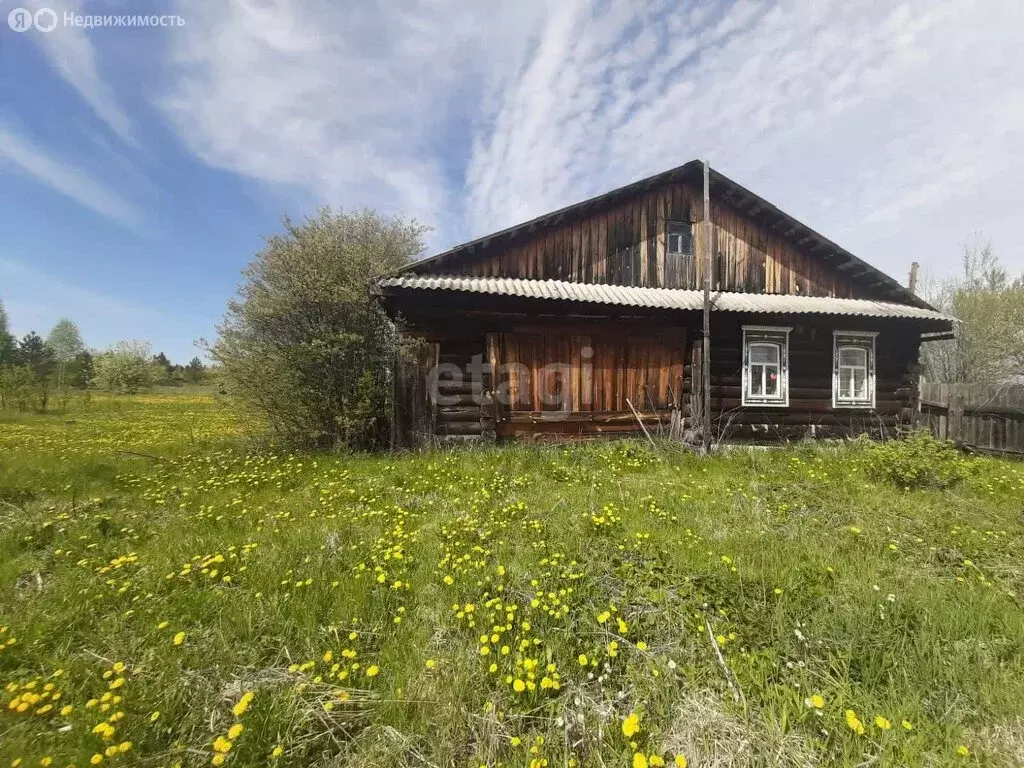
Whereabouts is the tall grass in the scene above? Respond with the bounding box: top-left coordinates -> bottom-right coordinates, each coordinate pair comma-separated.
1,395 -> 1022,767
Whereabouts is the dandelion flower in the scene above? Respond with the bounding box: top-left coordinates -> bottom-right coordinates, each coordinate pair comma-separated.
844,709 -> 865,735
271,746 -> 284,758
633,753 -> 648,768
232,692 -> 254,718
675,757 -> 688,768
425,659 -> 436,669
365,665 -> 380,678
512,679 -> 526,693
874,715 -> 891,730
227,723 -> 244,740
956,745 -> 969,757
622,712 -> 640,738
172,632 -> 186,646
808,694 -> 825,709
577,654 -> 588,666
901,720 -> 913,731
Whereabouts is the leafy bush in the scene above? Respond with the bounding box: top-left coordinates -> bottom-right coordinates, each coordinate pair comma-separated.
859,431 -> 972,489
210,208 -> 427,451
92,340 -> 156,393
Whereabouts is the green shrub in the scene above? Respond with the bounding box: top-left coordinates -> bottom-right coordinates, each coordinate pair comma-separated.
859,431 -> 972,489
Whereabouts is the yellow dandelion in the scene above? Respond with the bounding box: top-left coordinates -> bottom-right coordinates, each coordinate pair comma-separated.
675,757 -> 688,768
365,665 -> 380,678
844,709 -> 865,735
874,715 -> 891,730
956,745 -> 969,757
172,632 -> 186,646
622,712 -> 640,738
632,753 -> 648,768
227,723 -> 244,740
232,692 -> 254,718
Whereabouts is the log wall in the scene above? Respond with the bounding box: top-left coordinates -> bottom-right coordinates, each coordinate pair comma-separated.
693,316 -> 922,442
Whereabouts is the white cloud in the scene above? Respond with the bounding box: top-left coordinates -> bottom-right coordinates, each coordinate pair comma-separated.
0,122 -> 141,226
23,0 -> 136,145
162,0 -> 1024,277
162,0 -> 546,248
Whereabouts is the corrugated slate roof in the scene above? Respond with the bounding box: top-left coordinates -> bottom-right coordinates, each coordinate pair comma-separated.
375,275 -> 955,322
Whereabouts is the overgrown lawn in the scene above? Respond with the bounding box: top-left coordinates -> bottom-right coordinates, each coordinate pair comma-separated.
1,394 -> 1022,767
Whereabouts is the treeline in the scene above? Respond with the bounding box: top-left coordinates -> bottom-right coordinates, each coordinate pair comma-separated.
920,240 -> 1024,385
0,301 -> 209,412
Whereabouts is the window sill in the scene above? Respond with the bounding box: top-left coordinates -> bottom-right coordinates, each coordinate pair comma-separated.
740,401 -> 790,408
833,402 -> 874,410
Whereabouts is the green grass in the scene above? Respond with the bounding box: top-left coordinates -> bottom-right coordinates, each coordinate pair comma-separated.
1,394 -> 1023,768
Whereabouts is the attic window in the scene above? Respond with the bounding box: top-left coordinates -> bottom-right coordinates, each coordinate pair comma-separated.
666,221 -> 693,255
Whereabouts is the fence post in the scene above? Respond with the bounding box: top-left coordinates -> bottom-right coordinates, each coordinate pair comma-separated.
948,391 -> 964,445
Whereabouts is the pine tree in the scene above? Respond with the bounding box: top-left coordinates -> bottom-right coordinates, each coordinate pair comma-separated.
18,332 -> 56,411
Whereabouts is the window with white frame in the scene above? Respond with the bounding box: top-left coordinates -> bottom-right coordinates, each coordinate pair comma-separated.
832,331 -> 876,408
742,326 -> 791,406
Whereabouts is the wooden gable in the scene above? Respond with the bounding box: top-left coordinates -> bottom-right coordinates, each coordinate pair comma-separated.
398,162 -> 925,307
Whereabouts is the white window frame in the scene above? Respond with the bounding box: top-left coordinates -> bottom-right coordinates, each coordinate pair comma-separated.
741,326 -> 791,407
832,331 -> 877,409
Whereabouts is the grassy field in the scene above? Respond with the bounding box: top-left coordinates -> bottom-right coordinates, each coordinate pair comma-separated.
1,394 -> 1023,768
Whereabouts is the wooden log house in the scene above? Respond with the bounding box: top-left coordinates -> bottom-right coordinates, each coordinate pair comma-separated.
373,161 -> 955,444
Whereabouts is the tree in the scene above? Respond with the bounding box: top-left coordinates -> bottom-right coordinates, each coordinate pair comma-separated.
92,340 -> 157,394
184,356 -> 206,384
921,238 -> 1024,384
17,331 -> 56,410
0,299 -> 15,365
210,207 -> 427,450
68,350 -> 94,389
151,352 -> 174,385
46,318 -> 85,392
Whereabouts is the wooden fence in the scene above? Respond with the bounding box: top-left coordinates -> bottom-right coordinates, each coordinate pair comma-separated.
919,382 -> 1024,456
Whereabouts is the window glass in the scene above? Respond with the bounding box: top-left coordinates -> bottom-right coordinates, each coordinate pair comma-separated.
750,343 -> 779,365
839,347 -> 866,367
742,332 -> 788,406
833,337 -> 875,407
666,221 -> 692,255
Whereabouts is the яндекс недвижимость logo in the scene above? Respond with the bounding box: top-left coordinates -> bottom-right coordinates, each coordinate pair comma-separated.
8,7 -> 58,32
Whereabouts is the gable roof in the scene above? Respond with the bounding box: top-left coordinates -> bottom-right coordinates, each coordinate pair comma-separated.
391,160 -> 933,310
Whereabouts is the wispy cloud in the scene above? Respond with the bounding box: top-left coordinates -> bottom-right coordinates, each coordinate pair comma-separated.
22,0 -> 136,145
162,0 -> 546,247
161,0 -> 1024,276
0,122 -> 141,226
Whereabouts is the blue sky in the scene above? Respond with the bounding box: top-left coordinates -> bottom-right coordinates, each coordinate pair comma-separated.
1,0 -> 1022,363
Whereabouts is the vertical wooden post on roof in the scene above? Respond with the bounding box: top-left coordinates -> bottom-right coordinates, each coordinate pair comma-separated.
908,261 -> 920,294
701,160 -> 713,450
